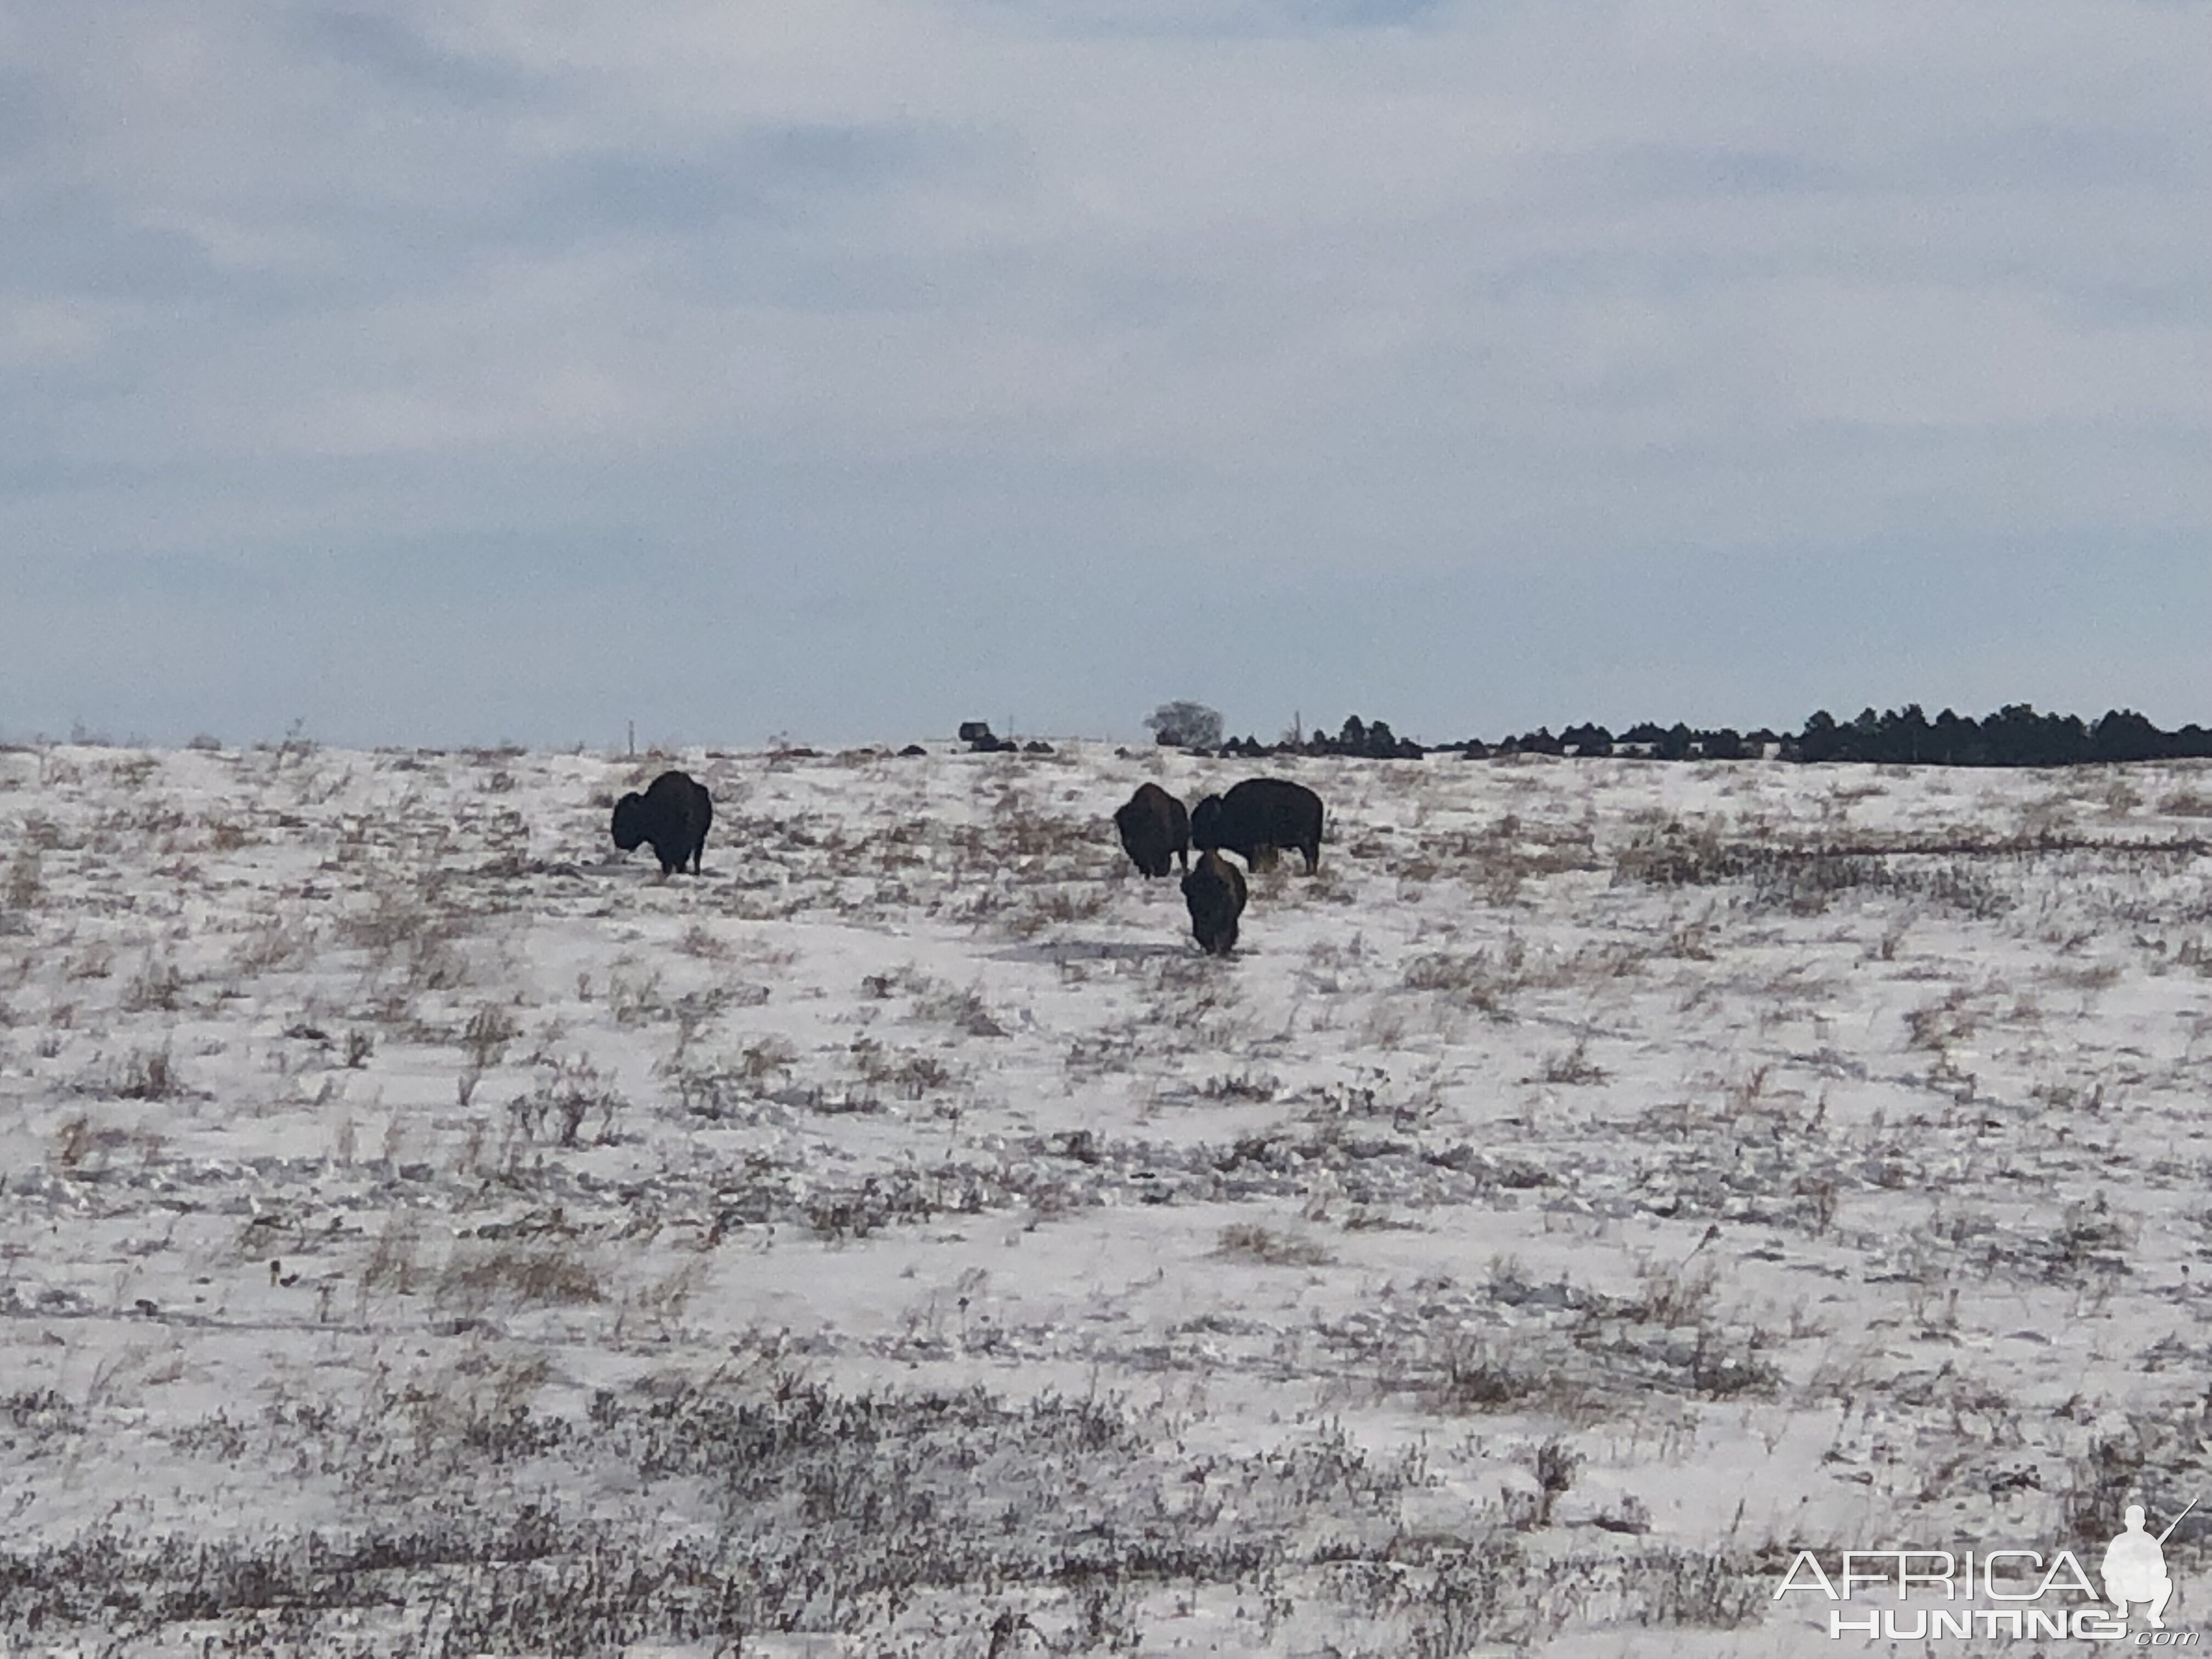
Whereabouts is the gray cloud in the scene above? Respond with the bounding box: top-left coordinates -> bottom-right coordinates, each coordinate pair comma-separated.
1,0 -> 2205,744
289,9 -> 537,104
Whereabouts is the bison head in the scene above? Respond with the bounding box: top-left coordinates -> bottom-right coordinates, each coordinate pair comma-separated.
610,792 -> 648,851
1189,794 -> 1224,851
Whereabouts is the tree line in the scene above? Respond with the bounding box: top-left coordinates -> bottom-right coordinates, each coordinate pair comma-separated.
1159,706 -> 2212,768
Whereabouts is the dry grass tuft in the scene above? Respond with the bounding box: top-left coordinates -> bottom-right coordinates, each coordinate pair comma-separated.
1215,1223 -> 1334,1266
438,1243 -> 607,1311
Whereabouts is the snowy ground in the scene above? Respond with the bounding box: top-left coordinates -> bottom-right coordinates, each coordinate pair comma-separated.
3,738 -> 2210,1656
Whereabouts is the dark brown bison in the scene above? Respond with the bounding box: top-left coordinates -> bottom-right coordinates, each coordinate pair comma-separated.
1114,782 -> 1190,878
1181,850 -> 1248,955
1190,777 -> 1324,873
611,770 -> 713,876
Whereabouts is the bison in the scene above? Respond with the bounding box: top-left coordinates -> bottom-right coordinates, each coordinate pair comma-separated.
1190,777 -> 1324,873
1113,782 -> 1190,878
1181,849 -> 1248,955
611,769 -> 713,876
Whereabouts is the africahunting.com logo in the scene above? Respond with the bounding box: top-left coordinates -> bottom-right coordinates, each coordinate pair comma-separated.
1776,1500 -> 2199,1643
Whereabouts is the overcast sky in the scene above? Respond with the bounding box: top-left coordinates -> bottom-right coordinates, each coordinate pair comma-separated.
3,0 -> 2207,748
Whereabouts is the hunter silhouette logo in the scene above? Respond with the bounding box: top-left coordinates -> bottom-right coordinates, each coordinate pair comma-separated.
1774,1497 -> 2202,1641
2104,1499 -> 2194,1629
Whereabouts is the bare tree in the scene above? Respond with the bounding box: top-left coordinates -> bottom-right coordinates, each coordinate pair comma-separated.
1146,701 -> 1223,749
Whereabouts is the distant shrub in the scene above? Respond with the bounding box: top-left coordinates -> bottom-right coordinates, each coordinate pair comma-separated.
1308,715 -> 1424,759
1145,701 -> 1223,749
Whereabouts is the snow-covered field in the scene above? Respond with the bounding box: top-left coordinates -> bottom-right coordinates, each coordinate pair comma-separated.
4,738 -> 2210,1656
